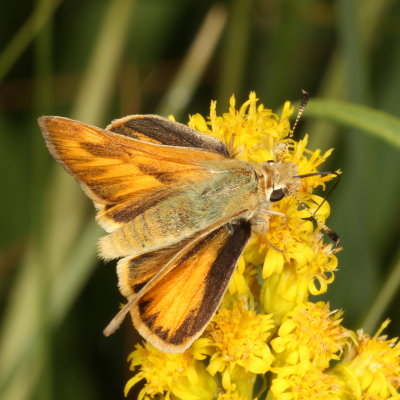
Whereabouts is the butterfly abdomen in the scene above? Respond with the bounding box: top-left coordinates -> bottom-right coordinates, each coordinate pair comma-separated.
98,191 -> 219,260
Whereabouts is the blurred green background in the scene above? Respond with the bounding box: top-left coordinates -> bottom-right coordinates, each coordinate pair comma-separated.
1,0 -> 399,399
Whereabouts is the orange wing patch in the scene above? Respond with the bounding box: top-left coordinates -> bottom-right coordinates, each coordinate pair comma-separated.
116,237 -> 192,298
130,220 -> 251,353
39,117 -> 228,232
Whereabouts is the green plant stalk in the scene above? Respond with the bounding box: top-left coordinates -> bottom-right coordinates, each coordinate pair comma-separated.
308,0 -> 393,151
216,0 -> 253,107
0,0 -> 61,82
32,0 -> 54,398
157,4 -> 227,118
361,250 -> 400,334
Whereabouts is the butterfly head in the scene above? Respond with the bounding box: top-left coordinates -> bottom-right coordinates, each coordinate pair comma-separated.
261,160 -> 301,204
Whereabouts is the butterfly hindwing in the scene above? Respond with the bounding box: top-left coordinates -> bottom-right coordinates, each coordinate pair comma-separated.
107,114 -> 229,156
116,236 -> 193,298
130,220 -> 251,353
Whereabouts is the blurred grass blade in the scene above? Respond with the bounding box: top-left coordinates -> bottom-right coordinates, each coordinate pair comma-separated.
337,0 -> 367,102
157,4 -> 227,118
0,221 -> 101,399
50,221 -> 102,322
305,99 -> 400,149
0,0 -> 61,82
361,250 -> 400,333
72,0 -> 137,124
308,0 -> 393,151
216,0 -> 253,105
0,0 -> 136,398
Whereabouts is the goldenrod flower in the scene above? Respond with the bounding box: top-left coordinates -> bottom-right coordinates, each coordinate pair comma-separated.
270,365 -> 344,400
189,94 -> 296,166
125,93 -> 399,400
270,302 -> 350,370
332,321 -> 400,399
125,342 -> 217,399
205,299 -> 275,382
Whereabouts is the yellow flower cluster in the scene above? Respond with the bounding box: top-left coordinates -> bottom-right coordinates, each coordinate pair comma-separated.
125,93 -> 400,399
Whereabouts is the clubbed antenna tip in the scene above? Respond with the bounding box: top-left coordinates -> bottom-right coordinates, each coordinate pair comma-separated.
291,90 -> 309,136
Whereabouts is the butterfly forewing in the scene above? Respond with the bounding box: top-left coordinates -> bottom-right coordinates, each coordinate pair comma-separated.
39,116 -> 229,233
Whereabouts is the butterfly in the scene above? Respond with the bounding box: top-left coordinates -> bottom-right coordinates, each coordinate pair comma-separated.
39,113 -> 311,353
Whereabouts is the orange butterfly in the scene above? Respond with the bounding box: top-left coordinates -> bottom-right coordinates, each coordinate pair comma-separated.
39,114 -> 313,353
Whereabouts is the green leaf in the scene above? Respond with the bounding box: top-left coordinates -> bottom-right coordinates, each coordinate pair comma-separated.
305,99 -> 400,150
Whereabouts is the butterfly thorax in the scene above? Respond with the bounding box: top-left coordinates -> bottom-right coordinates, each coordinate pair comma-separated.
248,161 -> 300,235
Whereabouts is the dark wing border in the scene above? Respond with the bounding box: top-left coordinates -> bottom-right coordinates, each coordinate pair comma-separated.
107,114 -> 229,156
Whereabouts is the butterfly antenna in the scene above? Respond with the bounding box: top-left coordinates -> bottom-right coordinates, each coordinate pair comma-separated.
292,192 -> 339,244
295,170 -> 341,214
313,171 -> 341,215
291,90 -> 309,136
293,170 -> 340,245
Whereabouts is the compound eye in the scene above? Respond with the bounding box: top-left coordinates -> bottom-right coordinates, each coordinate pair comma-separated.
270,188 -> 286,202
